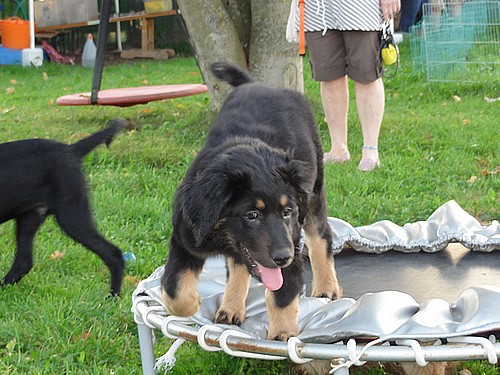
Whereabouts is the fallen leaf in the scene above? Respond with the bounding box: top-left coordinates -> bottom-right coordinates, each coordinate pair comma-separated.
48,99 -> 54,106
490,166 -> 500,174
142,80 -> 149,85
484,96 -> 499,103
124,275 -> 141,286
462,119 -> 470,125
81,332 -> 91,341
6,338 -> 16,357
42,72 -> 49,81
482,165 -> 500,176
6,87 -> 15,94
453,95 -> 461,102
10,79 -> 17,84
1,107 -> 15,114
467,175 -> 478,184
50,250 -> 65,260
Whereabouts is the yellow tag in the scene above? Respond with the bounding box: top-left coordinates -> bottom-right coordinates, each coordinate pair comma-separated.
381,44 -> 398,65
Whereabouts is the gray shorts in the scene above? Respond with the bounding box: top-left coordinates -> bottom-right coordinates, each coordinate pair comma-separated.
305,29 -> 383,83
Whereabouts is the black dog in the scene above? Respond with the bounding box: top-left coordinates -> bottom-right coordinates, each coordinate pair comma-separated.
161,63 -> 341,340
0,119 -> 126,296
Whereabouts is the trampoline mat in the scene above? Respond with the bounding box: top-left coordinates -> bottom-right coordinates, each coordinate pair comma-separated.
133,201 -> 500,343
330,243 -> 500,301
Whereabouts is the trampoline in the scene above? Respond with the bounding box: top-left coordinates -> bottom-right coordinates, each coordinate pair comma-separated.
131,200 -> 500,374
56,0 -> 207,107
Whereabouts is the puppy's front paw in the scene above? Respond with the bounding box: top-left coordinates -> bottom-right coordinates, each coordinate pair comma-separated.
312,285 -> 342,300
311,265 -> 342,300
162,289 -> 200,316
215,307 -> 245,326
267,327 -> 298,342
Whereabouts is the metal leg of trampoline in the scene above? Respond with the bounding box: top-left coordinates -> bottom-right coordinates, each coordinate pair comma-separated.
137,323 -> 156,375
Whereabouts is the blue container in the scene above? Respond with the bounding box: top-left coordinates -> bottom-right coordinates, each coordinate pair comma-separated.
0,46 -> 23,65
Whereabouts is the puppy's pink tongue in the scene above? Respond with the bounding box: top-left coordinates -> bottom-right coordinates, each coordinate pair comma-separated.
256,263 -> 283,291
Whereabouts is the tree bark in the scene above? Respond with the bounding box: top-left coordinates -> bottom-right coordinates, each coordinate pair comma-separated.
249,0 -> 303,92
177,0 -> 302,110
177,0 -> 248,108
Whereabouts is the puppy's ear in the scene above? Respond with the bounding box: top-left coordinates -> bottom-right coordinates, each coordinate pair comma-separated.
279,159 -> 311,224
177,164 -> 247,247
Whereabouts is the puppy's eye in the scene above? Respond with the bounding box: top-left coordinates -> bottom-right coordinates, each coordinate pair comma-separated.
283,207 -> 293,218
245,211 -> 259,221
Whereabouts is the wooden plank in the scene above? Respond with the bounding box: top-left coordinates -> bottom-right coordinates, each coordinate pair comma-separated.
145,19 -> 155,51
120,49 -> 175,60
35,10 -> 177,33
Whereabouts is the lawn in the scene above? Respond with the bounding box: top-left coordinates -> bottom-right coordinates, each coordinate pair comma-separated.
0,40 -> 498,374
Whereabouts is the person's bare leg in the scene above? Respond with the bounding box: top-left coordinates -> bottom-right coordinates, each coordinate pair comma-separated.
354,78 -> 385,171
321,76 -> 350,163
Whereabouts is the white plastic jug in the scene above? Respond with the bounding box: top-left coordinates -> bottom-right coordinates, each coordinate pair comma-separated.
82,34 -> 97,68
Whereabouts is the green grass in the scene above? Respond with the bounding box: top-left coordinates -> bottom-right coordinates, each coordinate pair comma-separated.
0,41 -> 498,374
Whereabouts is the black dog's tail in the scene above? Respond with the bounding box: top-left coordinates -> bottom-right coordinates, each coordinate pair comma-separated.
210,62 -> 254,87
72,118 -> 127,158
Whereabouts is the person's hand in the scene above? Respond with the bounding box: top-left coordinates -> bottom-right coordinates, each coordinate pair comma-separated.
380,0 -> 401,22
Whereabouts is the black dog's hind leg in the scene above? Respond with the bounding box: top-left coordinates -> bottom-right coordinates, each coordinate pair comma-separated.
161,242 -> 205,316
53,201 -> 124,296
2,210 -> 46,286
265,256 -> 304,341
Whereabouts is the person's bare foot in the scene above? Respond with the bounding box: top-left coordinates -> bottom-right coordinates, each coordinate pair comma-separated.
358,146 -> 380,172
323,151 -> 350,164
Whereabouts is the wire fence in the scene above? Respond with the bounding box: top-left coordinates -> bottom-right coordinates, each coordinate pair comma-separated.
410,0 -> 500,82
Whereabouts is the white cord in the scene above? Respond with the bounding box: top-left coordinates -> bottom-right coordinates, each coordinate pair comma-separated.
160,315 -> 194,340
287,337 -> 312,364
197,324 -> 225,352
330,338 -> 384,374
448,336 -> 498,364
396,339 -> 428,366
142,305 -> 167,329
155,338 -> 186,372
131,296 -> 152,324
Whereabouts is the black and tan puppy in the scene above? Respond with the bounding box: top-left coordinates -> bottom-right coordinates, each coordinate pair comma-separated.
0,119 -> 126,296
161,63 -> 341,340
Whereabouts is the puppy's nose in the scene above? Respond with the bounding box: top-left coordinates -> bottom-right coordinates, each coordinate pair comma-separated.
271,248 -> 293,267
273,256 -> 292,267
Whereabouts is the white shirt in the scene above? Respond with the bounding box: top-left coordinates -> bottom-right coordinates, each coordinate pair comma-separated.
296,0 -> 385,32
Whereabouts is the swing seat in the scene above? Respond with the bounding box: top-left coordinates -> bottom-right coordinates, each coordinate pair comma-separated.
56,84 -> 208,107
55,0 -> 207,107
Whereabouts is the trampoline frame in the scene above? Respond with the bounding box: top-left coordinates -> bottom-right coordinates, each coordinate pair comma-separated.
131,201 -> 500,374
132,295 -> 499,374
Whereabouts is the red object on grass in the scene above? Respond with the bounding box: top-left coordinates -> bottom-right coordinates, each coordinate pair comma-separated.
56,84 -> 208,107
41,41 -> 75,65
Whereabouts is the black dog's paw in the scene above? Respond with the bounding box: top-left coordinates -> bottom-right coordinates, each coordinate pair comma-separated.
215,309 -> 244,326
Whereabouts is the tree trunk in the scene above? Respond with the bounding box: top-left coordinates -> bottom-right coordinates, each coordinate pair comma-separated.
249,0 -> 303,92
177,0 -> 302,110
177,0 -> 248,108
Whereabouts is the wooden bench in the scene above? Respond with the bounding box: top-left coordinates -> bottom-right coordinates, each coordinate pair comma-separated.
36,10 -> 177,59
